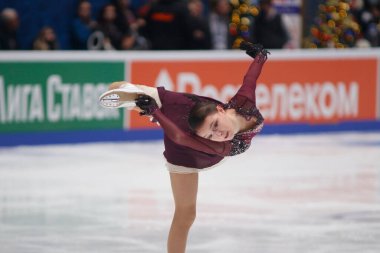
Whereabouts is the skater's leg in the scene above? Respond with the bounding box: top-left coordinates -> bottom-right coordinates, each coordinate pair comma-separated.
106,82 -> 162,108
167,172 -> 198,253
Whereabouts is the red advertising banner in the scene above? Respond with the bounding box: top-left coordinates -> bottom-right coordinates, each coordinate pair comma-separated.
127,58 -> 377,129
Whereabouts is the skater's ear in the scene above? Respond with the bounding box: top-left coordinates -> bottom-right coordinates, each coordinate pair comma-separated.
216,104 -> 225,113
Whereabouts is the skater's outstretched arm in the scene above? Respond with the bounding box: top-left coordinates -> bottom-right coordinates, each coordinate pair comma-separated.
236,51 -> 268,106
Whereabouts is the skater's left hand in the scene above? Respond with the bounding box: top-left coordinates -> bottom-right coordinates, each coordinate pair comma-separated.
239,41 -> 270,59
135,95 -> 158,116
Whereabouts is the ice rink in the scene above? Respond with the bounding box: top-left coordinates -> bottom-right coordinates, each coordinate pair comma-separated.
0,132 -> 379,253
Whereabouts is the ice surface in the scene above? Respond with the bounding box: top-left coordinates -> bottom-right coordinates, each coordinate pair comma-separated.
0,132 -> 379,253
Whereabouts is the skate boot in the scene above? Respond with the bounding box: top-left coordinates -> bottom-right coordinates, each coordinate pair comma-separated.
99,82 -> 145,109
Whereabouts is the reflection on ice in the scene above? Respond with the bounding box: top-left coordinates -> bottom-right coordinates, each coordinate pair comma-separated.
0,132 -> 379,253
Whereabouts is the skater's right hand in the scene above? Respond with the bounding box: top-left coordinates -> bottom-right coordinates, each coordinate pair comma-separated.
135,95 -> 159,116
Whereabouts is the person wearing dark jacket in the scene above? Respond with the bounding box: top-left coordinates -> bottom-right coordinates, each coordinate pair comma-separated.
187,0 -> 212,49
0,8 -> 19,50
252,0 -> 289,49
141,0 -> 193,50
209,0 -> 232,49
71,0 -> 98,49
97,3 -> 129,50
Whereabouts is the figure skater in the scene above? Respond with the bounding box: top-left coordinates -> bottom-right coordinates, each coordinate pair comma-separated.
99,41 -> 268,253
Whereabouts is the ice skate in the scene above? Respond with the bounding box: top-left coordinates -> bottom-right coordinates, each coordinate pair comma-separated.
99,82 -> 145,109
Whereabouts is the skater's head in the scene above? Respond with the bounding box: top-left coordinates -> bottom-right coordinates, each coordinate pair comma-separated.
189,102 -> 237,142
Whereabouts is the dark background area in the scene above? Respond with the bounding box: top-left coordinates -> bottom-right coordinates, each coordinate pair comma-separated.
0,0 -> 311,50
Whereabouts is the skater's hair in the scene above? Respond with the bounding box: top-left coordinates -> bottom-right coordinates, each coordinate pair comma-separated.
188,101 -> 218,132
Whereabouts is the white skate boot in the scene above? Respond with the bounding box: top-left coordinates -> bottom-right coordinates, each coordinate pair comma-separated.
99,82 -> 145,109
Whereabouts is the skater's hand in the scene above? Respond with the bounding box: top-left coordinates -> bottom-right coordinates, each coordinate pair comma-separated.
135,95 -> 158,116
239,41 -> 270,59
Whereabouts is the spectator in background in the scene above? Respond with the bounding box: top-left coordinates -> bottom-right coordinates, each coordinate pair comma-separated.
251,0 -> 289,49
33,26 -> 60,50
0,8 -> 19,50
142,0 -> 192,50
97,4 -> 128,50
112,0 -> 149,50
135,0 -> 155,18
71,0 -> 97,50
209,0 -> 232,49
354,0 -> 380,47
130,0 -> 152,12
112,0 -> 142,32
120,32 -> 149,50
351,0 -> 371,47
187,0 -> 212,49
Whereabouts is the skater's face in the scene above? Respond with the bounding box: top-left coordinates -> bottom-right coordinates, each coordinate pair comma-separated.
196,105 -> 236,142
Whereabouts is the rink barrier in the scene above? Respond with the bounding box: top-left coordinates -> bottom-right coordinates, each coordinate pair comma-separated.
0,49 -> 379,146
0,129 -> 164,147
1,121 -> 380,147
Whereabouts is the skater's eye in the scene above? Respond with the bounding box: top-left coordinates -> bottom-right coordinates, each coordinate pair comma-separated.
212,120 -> 218,131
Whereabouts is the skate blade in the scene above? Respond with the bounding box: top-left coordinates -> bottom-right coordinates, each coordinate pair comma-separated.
100,93 -> 136,108
99,89 -> 144,109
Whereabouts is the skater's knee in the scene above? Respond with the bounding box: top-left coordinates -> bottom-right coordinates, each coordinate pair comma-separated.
173,205 -> 196,228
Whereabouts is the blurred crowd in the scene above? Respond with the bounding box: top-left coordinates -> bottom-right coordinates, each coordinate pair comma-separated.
1,0 -> 380,51
0,0 -> 233,51
352,0 -> 380,47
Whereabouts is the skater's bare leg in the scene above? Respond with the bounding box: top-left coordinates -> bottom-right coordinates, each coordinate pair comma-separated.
168,172 -> 198,253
